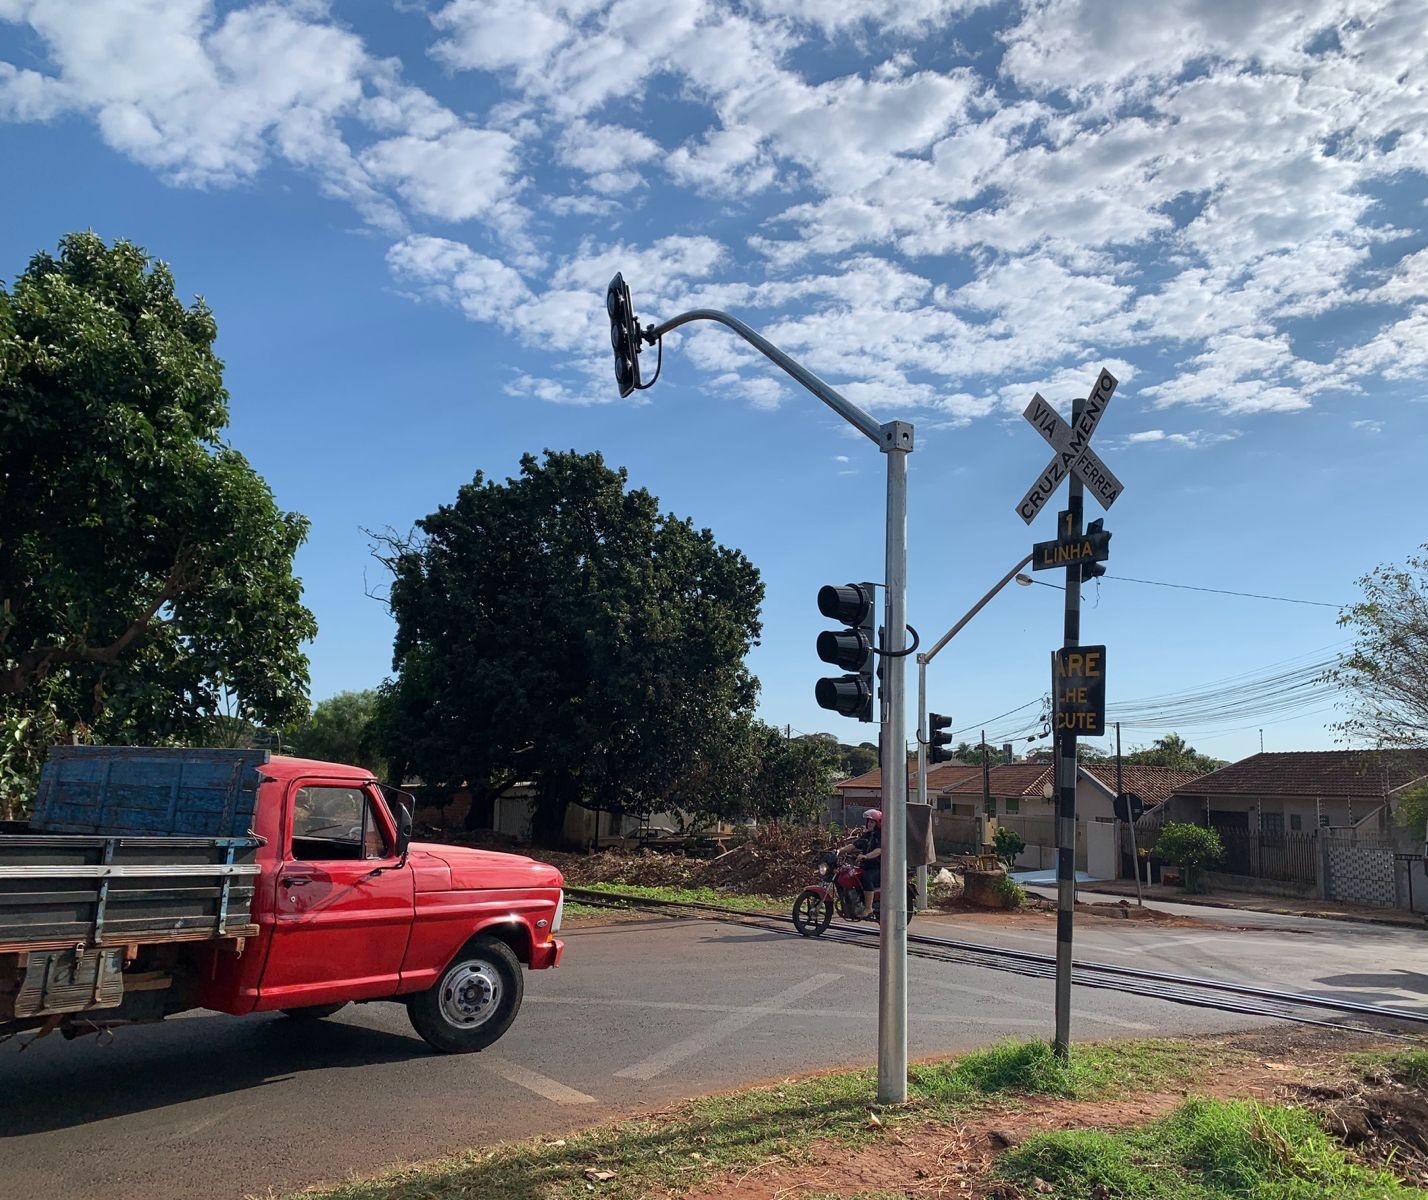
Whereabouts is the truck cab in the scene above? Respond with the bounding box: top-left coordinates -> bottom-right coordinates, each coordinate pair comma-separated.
1,748 -> 564,1054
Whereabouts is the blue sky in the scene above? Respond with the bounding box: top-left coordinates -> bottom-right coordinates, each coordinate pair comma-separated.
2,0 -> 1425,762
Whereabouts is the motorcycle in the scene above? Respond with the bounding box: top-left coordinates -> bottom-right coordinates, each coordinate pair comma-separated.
792,848 -> 918,936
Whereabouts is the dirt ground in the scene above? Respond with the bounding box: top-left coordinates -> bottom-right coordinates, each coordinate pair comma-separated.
664,1028 -> 1428,1199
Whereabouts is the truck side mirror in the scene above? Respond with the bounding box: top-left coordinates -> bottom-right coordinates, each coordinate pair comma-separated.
394,795 -> 414,859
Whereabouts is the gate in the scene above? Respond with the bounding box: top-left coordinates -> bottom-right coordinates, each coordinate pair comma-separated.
1323,836 -> 1398,908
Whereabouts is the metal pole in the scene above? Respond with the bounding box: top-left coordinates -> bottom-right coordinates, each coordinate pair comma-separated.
1119,721 -> 1143,904
643,309 -> 883,445
915,656 -> 928,912
1053,399 -> 1084,1059
982,729 -> 991,836
878,420 -> 912,1105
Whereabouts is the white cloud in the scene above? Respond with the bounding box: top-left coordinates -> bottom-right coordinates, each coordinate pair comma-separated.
1350,419 -> 1384,434
1122,428 -> 1240,449
362,127 -> 523,223
5,0 -> 1427,422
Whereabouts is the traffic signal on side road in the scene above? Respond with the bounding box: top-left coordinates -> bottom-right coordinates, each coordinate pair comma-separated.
814,582 -> 876,722
1082,518 -> 1110,580
606,272 -> 642,397
927,713 -> 953,762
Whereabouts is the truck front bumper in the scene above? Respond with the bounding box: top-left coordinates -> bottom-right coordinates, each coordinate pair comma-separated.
529,937 -> 564,970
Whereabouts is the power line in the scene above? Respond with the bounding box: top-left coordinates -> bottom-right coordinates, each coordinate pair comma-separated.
1101,575 -> 1345,609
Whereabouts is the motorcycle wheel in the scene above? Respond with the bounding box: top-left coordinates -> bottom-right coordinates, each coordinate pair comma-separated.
792,891 -> 833,937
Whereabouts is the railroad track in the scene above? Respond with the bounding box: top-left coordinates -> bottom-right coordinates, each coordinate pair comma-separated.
565,886 -> 1428,1039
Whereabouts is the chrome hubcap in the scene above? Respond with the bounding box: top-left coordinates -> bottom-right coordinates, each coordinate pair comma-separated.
439,962 -> 502,1028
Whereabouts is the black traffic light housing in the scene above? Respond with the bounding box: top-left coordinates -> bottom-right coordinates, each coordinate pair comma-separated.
1082,518 -> 1110,579
927,712 -> 953,763
815,582 -> 876,722
606,272 -> 642,397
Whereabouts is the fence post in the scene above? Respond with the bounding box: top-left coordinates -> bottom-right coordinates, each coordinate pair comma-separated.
1316,832 -> 1329,902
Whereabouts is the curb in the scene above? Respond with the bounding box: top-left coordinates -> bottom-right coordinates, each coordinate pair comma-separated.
1060,885 -> 1426,931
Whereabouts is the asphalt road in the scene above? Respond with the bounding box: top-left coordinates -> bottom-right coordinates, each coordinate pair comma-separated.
5,908 -> 1426,1200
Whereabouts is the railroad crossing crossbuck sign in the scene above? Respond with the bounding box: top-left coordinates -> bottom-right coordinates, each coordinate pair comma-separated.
1015,368 -> 1124,524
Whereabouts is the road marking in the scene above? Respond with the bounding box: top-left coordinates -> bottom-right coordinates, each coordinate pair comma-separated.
527,994 -> 1037,1024
613,973 -> 840,1081
481,1055 -> 597,1105
841,960 -> 1153,1031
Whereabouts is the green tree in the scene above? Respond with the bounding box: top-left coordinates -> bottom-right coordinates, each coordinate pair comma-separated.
1394,783 -> 1428,835
836,740 -> 878,778
377,450 -> 764,843
748,727 -> 839,825
1124,734 -> 1225,775
1328,544 -> 1428,747
0,233 -> 315,812
992,824 -> 1026,872
1155,822 -> 1224,893
288,690 -> 385,775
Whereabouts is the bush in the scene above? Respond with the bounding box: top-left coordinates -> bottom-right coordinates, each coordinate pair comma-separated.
992,824 -> 1026,872
1156,822 -> 1224,893
993,874 -> 1027,909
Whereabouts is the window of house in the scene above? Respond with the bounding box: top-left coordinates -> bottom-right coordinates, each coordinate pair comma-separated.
291,786 -> 390,861
951,803 -> 975,817
1005,798 -> 1020,815
1289,814 -> 1302,832
1261,812 -> 1285,840
984,797 -> 997,816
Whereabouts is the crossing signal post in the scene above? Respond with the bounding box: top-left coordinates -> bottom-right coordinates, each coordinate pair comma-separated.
927,713 -> 953,762
814,583 -> 876,722
1015,367 -> 1124,1060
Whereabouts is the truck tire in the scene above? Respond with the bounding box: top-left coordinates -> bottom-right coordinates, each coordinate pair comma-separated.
281,1002 -> 349,1020
408,936 -> 523,1054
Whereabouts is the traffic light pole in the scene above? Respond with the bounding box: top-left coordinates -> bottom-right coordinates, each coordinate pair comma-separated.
637,303 -> 913,1106
914,551 -> 1035,907
1053,397 -> 1085,1060
879,424 -> 912,1105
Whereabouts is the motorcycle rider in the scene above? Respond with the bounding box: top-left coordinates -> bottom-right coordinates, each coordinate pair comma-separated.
842,809 -> 883,918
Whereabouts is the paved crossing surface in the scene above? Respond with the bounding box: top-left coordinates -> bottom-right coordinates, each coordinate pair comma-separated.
5,909 -> 1425,1200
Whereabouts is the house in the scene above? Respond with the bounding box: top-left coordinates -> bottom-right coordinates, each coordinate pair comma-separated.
935,761 -> 1204,879
832,763 -> 982,823
1151,750 -> 1428,836
937,762 -> 1202,822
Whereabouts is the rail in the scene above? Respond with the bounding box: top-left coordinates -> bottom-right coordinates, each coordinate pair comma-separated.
563,887 -> 1428,1038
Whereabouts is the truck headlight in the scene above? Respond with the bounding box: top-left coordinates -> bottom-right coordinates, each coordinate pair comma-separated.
551,890 -> 564,934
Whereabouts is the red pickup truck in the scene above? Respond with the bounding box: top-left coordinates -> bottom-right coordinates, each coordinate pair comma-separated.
0,747 -> 564,1053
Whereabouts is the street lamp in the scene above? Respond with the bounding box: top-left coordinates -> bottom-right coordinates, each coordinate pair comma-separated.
913,553 -> 1034,909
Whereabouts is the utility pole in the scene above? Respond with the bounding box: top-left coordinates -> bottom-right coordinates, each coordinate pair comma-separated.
1118,721 -> 1142,904
981,729 -> 991,831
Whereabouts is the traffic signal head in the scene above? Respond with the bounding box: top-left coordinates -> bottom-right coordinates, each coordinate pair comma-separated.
1083,518 -> 1110,579
606,272 -> 642,397
814,582 -> 876,722
927,712 -> 953,763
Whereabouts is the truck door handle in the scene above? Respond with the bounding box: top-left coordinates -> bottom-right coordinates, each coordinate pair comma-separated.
281,876 -> 312,889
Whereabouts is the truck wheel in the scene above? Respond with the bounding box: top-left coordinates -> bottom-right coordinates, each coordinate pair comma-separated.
408,936 -> 523,1054
281,1002 -> 349,1020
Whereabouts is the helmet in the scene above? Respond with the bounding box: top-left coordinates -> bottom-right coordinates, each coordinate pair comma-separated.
864,809 -> 883,826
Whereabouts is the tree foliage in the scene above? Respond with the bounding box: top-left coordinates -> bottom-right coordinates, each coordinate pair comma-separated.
1155,822 -> 1224,892
1394,783 -> 1428,835
287,690 -> 385,775
1328,544 -> 1428,748
992,824 -> 1026,872
0,233 -> 315,811
1124,734 -> 1226,775
377,450 -> 763,842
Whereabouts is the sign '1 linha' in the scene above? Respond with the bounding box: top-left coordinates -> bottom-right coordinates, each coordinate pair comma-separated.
1052,645 -> 1107,737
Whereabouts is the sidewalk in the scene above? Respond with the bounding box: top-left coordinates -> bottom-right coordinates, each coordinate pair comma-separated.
1064,879 -> 1427,930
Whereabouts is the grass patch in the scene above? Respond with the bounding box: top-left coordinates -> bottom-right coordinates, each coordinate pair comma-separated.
1001,1096 -> 1419,1199
294,1039 -> 1220,1200
1355,1049 -> 1428,1090
911,1037 -> 1215,1103
571,882 -> 790,913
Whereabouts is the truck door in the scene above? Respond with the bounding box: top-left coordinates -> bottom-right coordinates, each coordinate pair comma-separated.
258,779 -> 415,1010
